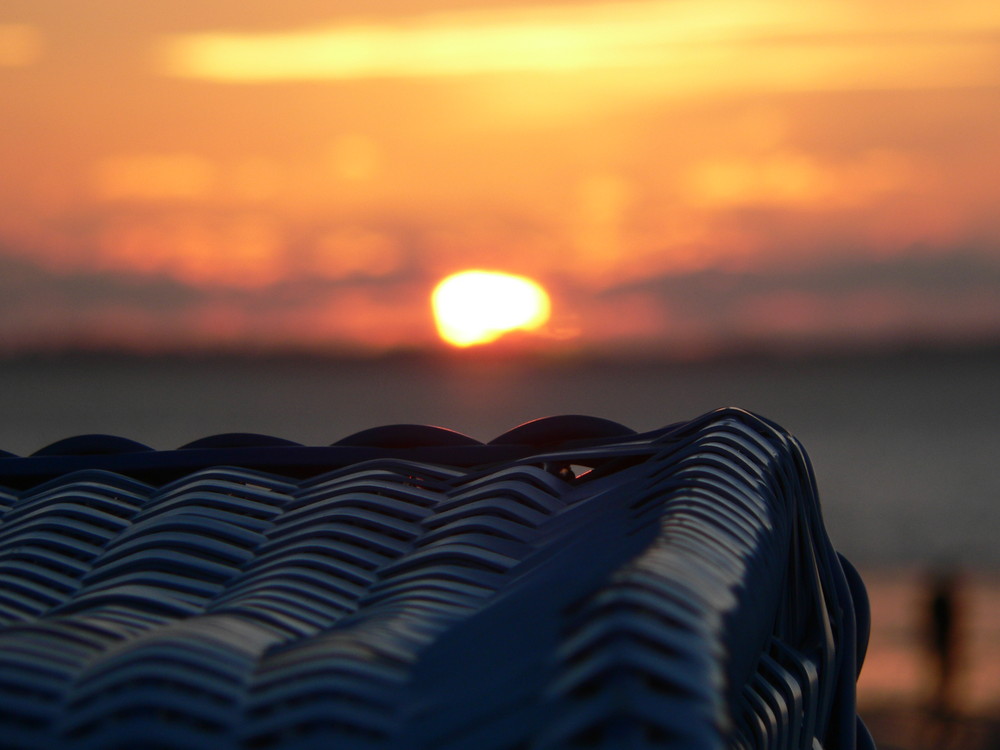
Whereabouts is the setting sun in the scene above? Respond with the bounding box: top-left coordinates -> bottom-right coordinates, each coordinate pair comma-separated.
431,270 -> 551,347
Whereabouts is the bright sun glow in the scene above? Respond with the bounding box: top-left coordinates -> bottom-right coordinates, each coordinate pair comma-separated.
432,270 -> 551,347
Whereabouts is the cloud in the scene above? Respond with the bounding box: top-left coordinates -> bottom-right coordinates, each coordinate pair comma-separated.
685,149 -> 919,209
3,237 -> 999,355
92,153 -> 217,202
153,0 -> 1000,93
596,250 -> 1000,349
0,252 -> 434,353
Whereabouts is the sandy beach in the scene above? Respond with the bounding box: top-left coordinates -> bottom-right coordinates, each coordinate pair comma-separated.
858,569 -> 1000,748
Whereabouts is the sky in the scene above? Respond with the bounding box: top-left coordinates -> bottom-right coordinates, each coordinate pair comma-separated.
2,0 -> 1000,356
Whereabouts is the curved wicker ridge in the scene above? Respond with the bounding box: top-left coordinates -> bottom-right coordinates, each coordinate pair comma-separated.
0,409 -> 872,750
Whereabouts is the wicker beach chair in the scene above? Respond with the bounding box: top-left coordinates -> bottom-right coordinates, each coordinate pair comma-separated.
0,408 -> 873,749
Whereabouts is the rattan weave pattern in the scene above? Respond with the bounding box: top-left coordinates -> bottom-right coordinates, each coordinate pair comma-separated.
0,409 -> 872,749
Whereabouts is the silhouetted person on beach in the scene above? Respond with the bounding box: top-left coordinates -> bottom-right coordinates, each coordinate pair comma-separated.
925,568 -> 961,717
917,568 -> 969,750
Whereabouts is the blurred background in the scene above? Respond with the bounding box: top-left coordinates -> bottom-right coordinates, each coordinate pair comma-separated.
2,1 -> 1000,746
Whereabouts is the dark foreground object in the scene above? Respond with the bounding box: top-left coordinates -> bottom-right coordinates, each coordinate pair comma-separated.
0,408 -> 872,749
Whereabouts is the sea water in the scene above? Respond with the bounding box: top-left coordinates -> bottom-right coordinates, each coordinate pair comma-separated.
0,348 -> 997,569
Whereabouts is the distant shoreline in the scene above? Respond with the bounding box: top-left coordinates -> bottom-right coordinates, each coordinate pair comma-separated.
2,336 -> 999,369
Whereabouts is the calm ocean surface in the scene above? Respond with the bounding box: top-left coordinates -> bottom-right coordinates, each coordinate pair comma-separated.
1,348 -> 997,569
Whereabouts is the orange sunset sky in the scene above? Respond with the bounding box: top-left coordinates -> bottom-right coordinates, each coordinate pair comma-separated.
2,0 -> 1000,355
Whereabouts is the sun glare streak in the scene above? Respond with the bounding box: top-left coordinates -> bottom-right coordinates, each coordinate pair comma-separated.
432,270 -> 551,347
155,0 -> 1000,87
156,15 -> 661,81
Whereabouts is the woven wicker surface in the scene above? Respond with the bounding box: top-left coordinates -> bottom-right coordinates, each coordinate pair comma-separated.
0,409 -> 870,749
